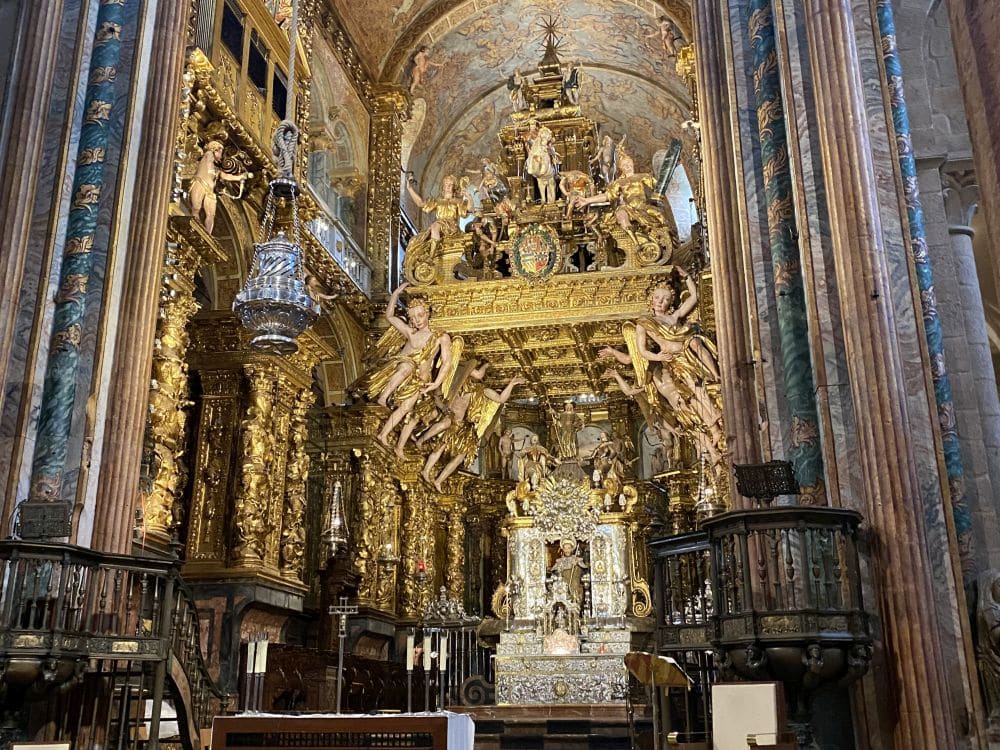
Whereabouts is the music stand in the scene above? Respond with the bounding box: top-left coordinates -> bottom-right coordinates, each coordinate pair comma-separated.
624,652 -> 693,750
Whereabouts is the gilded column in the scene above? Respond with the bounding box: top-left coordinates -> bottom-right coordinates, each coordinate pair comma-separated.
91,0 -> 194,554
746,0 -> 824,502
443,498 -> 467,603
366,85 -> 409,294
280,387 -> 314,582
25,0 -> 129,536
355,453 -> 384,603
141,243 -> 200,540
264,375 -> 296,569
0,0 -> 65,414
691,1 -> 762,502
400,482 -> 435,618
801,2 -> 957,744
185,369 -> 242,566
233,367 -> 276,565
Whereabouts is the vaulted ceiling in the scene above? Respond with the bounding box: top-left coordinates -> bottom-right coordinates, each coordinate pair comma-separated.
331,0 -> 695,195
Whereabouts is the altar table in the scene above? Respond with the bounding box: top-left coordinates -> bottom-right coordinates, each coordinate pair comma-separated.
210,712 -> 475,750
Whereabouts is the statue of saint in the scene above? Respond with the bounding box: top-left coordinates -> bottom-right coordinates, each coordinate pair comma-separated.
507,69 -> 526,111
562,62 -> 582,105
517,435 -> 557,489
587,432 -> 625,484
354,283 -> 456,447
418,363 -> 526,492
576,146 -> 677,260
526,125 -> 560,203
188,140 -> 252,235
548,400 -> 583,460
498,429 -> 517,479
550,539 -> 587,608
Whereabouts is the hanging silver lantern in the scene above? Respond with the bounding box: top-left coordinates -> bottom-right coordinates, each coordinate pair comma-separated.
324,479 -> 348,557
233,121 -> 319,355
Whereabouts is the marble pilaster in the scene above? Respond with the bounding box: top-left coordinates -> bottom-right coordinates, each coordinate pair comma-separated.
692,0 -> 763,507
800,2 -> 961,744
91,0 -> 193,554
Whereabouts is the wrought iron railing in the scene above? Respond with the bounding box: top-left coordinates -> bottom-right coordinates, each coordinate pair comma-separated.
0,540 -> 224,749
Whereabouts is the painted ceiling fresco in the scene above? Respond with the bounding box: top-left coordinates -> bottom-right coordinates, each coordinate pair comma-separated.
403,0 -> 686,146
332,0 -> 439,74
326,0 -> 694,228
311,36 -> 370,174
397,1 -> 693,212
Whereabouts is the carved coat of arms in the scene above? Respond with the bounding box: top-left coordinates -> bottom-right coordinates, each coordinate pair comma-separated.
510,223 -> 562,281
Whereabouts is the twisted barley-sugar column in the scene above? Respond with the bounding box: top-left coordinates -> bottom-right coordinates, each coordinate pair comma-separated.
692,0 -> 762,506
801,2 -> 957,746
90,0 -> 192,553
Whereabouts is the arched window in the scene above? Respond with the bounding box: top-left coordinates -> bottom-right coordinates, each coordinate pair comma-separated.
664,164 -> 696,242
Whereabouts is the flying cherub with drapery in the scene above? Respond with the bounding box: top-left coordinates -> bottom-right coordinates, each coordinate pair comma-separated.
352,282 -> 462,449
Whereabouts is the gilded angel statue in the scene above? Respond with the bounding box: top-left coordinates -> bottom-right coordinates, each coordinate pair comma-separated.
403,173 -> 468,284
418,363 -> 526,492
187,140 -> 253,235
352,282 -> 459,448
576,144 -> 678,264
600,271 -> 724,465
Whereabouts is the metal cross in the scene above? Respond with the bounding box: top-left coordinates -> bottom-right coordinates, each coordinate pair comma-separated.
329,595 -> 358,714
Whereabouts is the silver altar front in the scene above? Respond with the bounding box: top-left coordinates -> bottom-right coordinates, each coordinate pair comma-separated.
494,473 -> 651,704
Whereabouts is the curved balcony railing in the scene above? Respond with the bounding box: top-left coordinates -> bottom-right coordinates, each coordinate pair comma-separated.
0,540 -> 224,749
306,210 -> 373,296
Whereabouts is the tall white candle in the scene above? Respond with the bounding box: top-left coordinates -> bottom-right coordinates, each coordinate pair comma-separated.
406,633 -> 415,671
254,640 -> 268,673
439,633 -> 447,672
423,634 -> 432,670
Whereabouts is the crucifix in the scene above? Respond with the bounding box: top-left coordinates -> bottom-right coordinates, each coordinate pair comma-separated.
329,595 -> 358,714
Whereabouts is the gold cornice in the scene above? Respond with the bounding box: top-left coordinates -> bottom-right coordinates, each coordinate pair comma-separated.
372,83 -> 410,119
418,267 -> 672,332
